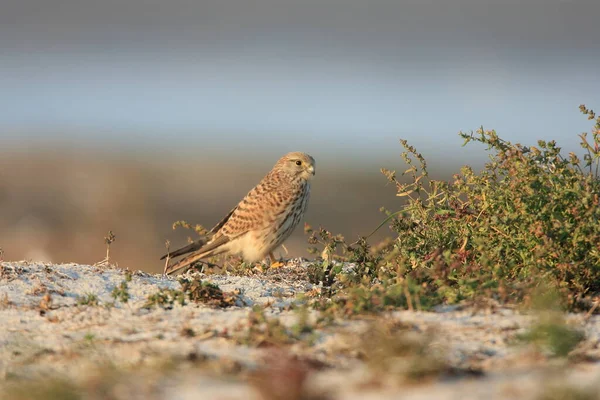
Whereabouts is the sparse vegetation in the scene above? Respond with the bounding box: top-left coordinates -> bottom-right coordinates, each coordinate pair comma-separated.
359,320 -> 451,383
111,271 -> 132,304
144,287 -> 187,309
236,306 -> 318,347
76,293 -> 99,306
516,287 -> 586,358
179,276 -> 241,307
144,276 -> 241,309
180,326 -> 196,337
111,280 -> 130,303
517,314 -> 585,358
83,333 -> 96,345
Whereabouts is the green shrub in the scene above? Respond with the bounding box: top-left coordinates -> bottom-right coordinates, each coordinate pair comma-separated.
308,105 -> 600,312
382,105 -> 600,308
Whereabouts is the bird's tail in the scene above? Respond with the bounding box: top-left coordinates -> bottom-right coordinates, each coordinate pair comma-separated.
163,248 -> 223,275
160,239 -> 207,260
162,235 -> 231,275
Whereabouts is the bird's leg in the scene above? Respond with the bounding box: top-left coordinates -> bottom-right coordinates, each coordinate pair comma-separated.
268,251 -> 284,269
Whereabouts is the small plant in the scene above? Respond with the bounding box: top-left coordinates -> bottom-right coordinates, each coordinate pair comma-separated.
304,226 -> 423,316
111,278 -> 130,304
172,220 -> 208,236
305,223 -> 346,261
83,333 -> 95,343
145,277 -> 241,309
312,276 -> 425,317
0,246 -> 4,261
290,303 -> 317,340
76,293 -> 99,306
306,261 -> 337,287
144,288 -> 186,309
517,316 -> 585,358
179,276 -> 239,307
104,230 -> 116,256
517,287 -> 586,358
180,327 -> 196,338
237,306 -> 317,347
359,320 -> 450,383
237,306 -> 291,347
94,230 -> 117,267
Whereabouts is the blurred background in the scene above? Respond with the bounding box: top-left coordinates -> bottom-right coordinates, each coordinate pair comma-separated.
1,0 -> 599,272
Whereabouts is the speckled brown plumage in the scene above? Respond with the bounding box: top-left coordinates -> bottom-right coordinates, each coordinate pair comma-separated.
161,152 -> 315,275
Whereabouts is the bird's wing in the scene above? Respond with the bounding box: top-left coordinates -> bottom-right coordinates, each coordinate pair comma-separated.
208,207 -> 236,234
217,174 -> 293,237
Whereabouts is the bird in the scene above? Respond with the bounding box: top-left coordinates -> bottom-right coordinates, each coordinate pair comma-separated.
161,152 -> 315,275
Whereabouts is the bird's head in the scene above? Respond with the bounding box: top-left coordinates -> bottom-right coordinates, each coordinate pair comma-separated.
275,152 -> 316,181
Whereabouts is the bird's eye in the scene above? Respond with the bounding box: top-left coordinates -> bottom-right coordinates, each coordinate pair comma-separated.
295,160 -> 302,166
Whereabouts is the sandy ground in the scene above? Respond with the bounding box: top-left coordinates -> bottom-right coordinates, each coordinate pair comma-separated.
0,260 -> 599,400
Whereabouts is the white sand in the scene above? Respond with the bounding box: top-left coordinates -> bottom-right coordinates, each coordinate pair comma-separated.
0,261 -> 599,399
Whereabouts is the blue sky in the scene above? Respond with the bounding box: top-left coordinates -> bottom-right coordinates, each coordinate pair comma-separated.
2,0 -> 599,164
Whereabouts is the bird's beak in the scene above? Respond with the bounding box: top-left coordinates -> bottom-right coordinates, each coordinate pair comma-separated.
308,165 -> 315,176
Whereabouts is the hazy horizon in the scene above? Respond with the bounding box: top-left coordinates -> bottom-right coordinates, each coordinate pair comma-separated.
2,0 -> 599,162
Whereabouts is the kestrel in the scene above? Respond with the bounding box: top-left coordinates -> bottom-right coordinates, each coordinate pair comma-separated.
161,152 -> 315,275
